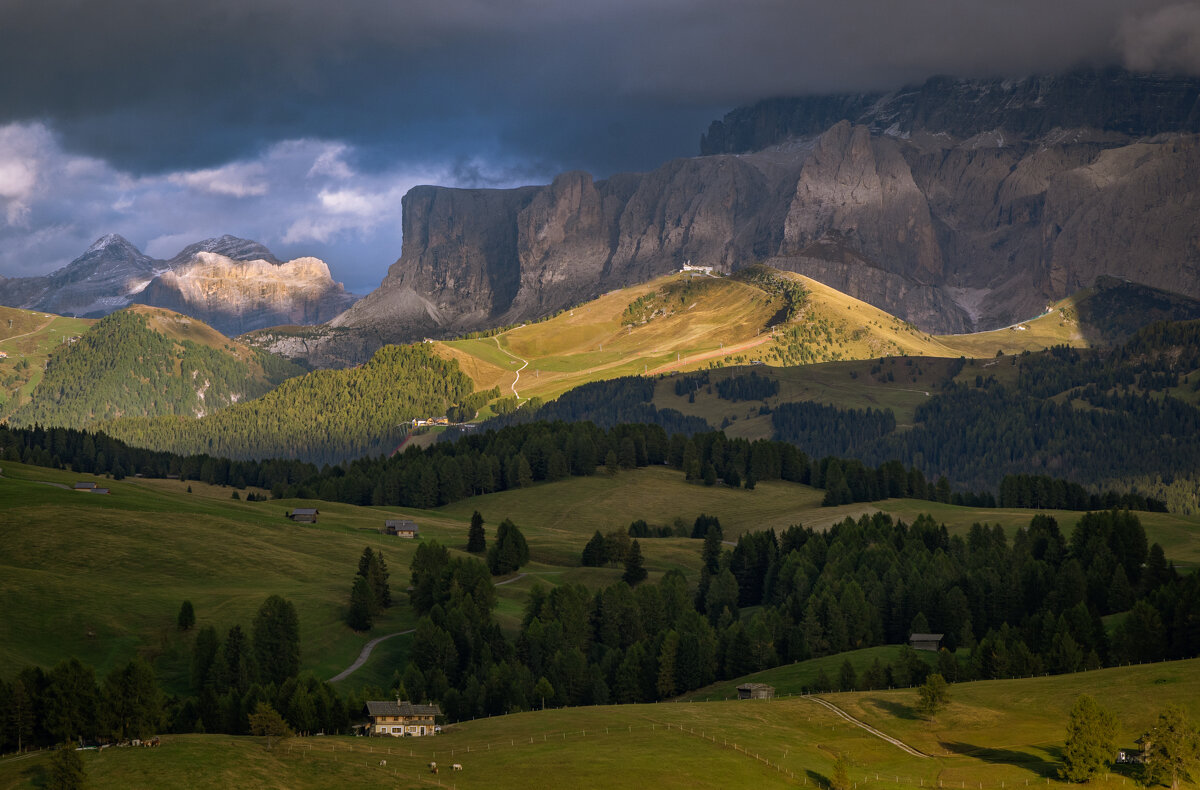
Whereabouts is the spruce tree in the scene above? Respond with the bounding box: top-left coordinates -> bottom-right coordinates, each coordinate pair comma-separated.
467,511 -> 486,553
177,600 -> 195,630
348,576 -> 374,631
623,540 -> 648,586
581,530 -> 607,567
488,519 -> 530,575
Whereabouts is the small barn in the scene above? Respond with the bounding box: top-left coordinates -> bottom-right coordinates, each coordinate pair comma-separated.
364,700 -> 441,737
384,519 -> 419,538
74,482 -> 97,491
737,683 -> 775,700
91,488 -> 110,495
288,508 -> 319,523
909,633 -> 944,652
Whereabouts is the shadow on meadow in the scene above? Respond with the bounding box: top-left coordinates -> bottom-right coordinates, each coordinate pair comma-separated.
864,696 -> 920,721
940,741 -> 1059,778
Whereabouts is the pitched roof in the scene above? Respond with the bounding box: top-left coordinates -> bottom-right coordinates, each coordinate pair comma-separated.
737,682 -> 775,690
385,519 -> 418,529
909,633 -> 944,640
365,700 -> 441,718
74,482 -> 97,489
290,508 -> 319,516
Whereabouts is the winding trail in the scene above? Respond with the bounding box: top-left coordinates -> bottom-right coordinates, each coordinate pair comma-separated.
0,315 -> 55,347
328,629 -> 414,684
807,696 -> 930,758
491,337 -> 529,398
494,572 -> 528,586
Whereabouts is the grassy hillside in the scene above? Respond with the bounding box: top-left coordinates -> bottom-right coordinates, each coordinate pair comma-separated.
432,269 -> 1197,413
678,645 -> 940,701
0,305 -> 94,419
0,460 -> 431,686
3,660 -> 1198,790
10,307 -> 304,429
4,454 -> 1198,695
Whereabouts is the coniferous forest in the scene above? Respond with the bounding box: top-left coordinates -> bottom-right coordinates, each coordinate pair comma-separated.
391,508 -> 1198,721
12,311 -> 304,429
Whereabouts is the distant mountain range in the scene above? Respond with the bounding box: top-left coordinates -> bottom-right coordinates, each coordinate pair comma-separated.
0,234 -> 359,336
315,67 -> 1200,365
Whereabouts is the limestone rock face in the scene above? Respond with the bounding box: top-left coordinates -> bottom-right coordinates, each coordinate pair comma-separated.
0,234 -> 358,336
337,69 -> 1200,351
134,253 -> 359,335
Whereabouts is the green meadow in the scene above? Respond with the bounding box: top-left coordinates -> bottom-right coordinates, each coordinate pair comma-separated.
4,458 -> 1199,693
3,660 -> 1198,789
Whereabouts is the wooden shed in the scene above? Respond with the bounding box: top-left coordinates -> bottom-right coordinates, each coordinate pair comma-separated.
909,633 -> 944,652
74,482 -> 97,490
288,508 -> 319,523
737,683 -> 775,700
384,519 -> 419,538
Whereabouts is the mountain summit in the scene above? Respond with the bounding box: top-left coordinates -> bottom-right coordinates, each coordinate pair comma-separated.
0,236 -> 359,334
332,67 -> 1200,348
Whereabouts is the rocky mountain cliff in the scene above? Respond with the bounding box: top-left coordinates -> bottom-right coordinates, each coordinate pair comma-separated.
0,235 -> 359,335
331,68 -> 1200,351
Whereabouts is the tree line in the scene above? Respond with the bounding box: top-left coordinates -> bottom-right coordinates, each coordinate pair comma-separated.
0,595 -> 325,752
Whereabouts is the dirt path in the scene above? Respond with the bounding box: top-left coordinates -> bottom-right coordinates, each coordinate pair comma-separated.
0,315 -> 55,347
807,696 -> 930,758
494,572 -> 527,586
328,629 -> 415,683
491,337 -> 528,398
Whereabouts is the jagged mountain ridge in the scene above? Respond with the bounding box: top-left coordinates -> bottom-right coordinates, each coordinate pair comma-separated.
332,69 -> 1200,353
0,234 -> 359,335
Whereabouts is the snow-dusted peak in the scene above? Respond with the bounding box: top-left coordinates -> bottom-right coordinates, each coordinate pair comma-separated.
85,233 -> 140,255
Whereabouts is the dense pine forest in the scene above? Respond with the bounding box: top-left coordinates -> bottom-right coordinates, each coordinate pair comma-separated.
391,508 -> 1197,720
11,311 -> 304,429
97,344 -> 477,465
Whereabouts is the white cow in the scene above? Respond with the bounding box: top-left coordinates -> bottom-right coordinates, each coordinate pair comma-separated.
453,763 -> 463,771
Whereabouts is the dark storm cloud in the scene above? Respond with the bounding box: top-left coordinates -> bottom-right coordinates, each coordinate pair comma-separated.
4,0 -> 1198,179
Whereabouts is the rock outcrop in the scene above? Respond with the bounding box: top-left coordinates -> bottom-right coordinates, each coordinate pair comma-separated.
134,253 -> 359,335
0,235 -> 359,335
335,68 -> 1200,349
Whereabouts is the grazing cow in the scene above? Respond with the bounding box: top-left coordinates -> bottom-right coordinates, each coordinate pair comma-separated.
452,763 -> 463,771
379,760 -> 386,767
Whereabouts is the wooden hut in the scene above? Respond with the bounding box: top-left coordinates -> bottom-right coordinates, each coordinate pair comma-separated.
736,683 -> 775,700
288,508 -> 319,523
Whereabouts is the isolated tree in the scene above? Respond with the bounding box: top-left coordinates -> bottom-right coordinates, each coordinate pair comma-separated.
248,702 -> 292,750
581,530 -> 607,567
623,540 -> 648,586
533,677 -> 555,709
916,673 -> 950,721
487,519 -> 530,576
357,547 -> 390,610
466,511 -> 486,553
347,576 -> 375,631
1142,706 -> 1200,790
177,600 -> 195,630
253,595 -> 300,687
1061,695 -> 1118,782
48,743 -> 85,790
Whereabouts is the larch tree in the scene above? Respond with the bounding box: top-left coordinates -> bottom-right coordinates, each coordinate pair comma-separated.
1061,694 -> 1118,782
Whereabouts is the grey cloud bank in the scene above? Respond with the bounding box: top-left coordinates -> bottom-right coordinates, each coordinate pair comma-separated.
2,0 -> 1200,290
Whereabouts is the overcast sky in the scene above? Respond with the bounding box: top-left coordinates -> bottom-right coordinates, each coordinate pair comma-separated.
2,0 -> 1199,293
